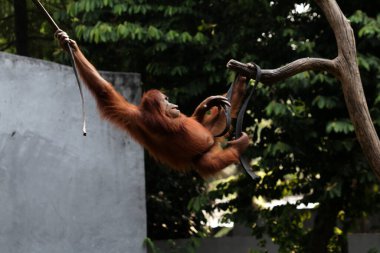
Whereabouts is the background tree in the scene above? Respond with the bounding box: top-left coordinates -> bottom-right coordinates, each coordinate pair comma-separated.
1,0 -> 16,53
200,1 -> 380,253
1,0 -> 380,252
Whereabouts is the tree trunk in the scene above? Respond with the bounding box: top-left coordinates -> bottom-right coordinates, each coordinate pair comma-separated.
315,0 -> 380,180
13,0 -> 29,56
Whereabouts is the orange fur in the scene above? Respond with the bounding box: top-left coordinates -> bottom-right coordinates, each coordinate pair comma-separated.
71,45 -> 249,178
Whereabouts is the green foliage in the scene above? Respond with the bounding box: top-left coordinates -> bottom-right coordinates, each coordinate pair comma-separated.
357,53 -> 380,72
194,2 -> 380,253
312,95 -> 339,109
0,0 -> 15,53
144,237 -> 201,253
62,0 -> 220,99
144,238 -> 160,253
326,120 -> 354,134
2,0 -> 380,252
265,101 -> 289,117
73,22 -> 208,45
187,194 -> 209,213
264,141 -> 292,157
145,158 -> 206,240
350,11 -> 380,39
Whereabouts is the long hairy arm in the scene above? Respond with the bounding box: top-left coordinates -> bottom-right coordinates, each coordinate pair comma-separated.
55,30 -> 141,126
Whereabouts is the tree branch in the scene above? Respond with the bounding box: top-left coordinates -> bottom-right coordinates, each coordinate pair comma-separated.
227,57 -> 338,84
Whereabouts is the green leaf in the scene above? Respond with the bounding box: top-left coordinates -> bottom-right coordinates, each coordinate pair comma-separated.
358,56 -> 371,71
214,227 -> 233,238
326,120 -> 354,134
193,32 -> 208,45
312,95 -> 339,109
143,238 -> 160,253
116,23 -> 129,38
170,66 -> 185,76
166,30 -> 179,42
180,32 -> 192,43
325,181 -> 342,198
187,195 -> 207,212
147,26 -> 162,40
153,42 -> 168,52
113,4 -> 127,15
264,141 -> 291,157
357,53 -> 380,71
265,101 -> 289,116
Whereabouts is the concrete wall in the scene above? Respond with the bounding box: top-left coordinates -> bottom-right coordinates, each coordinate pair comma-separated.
348,233 -> 380,253
0,52 -> 146,253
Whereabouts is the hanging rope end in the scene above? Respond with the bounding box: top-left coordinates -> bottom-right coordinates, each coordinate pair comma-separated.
82,122 -> 87,136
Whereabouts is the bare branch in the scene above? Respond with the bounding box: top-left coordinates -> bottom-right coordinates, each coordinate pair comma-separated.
227,58 -> 338,83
